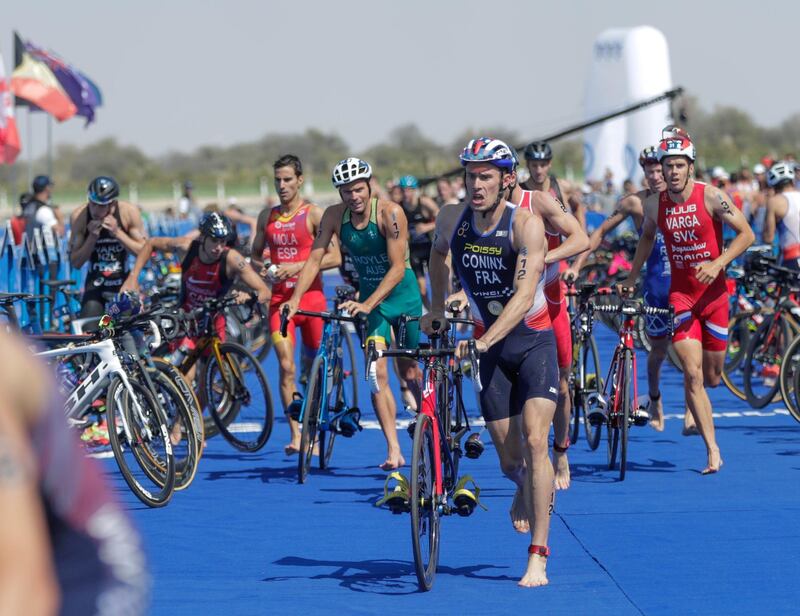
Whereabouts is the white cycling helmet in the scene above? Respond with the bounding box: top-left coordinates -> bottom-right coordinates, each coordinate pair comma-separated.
656,125 -> 696,162
332,157 -> 373,188
767,160 -> 796,187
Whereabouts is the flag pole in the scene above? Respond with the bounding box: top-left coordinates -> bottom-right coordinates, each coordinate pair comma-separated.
26,107 -> 32,188
46,114 -> 53,177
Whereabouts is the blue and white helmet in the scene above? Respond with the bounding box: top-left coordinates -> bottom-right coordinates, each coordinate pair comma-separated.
459,137 -> 517,171
332,157 -> 373,188
767,160 -> 796,187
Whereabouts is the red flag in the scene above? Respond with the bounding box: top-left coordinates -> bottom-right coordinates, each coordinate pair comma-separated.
0,51 -> 20,165
10,31 -> 76,122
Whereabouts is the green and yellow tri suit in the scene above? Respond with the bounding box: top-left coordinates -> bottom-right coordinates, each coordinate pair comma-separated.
340,198 -> 423,348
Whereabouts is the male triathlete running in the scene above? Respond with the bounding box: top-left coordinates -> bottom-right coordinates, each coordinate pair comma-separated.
424,137 -> 558,587
622,127 -> 755,474
69,177 -> 148,318
763,161 -> 800,270
508,141 -> 590,490
0,330 -> 150,615
523,141 -> 587,230
250,154 -> 341,455
122,212 -> 269,385
571,146 -> 674,430
398,174 -> 439,309
281,158 -> 423,471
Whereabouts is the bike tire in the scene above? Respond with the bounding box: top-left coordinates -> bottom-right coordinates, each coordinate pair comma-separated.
582,334 -> 603,451
320,355 -> 345,470
410,413 -> 440,591
721,311 -> 758,401
152,358 -> 205,459
298,355 -> 323,484
743,319 -> 790,409
207,342 -> 274,452
780,334 -> 800,421
790,347 -> 800,423
619,351 -> 632,481
343,326 -> 359,410
107,376 -> 175,507
147,367 -> 200,491
606,353 -> 622,470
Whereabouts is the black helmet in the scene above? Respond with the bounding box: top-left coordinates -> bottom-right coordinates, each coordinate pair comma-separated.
32,175 -> 52,193
523,141 -> 552,162
88,176 -> 120,205
199,212 -> 233,240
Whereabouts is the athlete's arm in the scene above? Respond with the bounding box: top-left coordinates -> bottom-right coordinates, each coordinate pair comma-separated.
281,205 -> 339,317
349,202 -> 411,314
621,194 -> 658,293
120,236 -> 192,293
0,403 -> 60,616
311,205 -> 342,271
695,185 -> 755,283
226,249 -> 270,304
471,210 -> 546,352
762,194 -> 786,244
531,190 -> 589,264
571,194 -> 640,272
250,208 -> 271,273
414,196 -> 440,235
421,205 -> 459,334
108,202 -> 148,256
564,180 -> 588,231
68,206 -> 102,268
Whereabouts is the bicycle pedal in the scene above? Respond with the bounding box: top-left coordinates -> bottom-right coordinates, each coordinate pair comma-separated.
287,392 -> 303,422
406,420 -> 416,439
464,433 -> 484,459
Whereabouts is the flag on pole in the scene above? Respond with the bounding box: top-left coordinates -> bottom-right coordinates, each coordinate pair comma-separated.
0,51 -> 21,164
11,31 -> 77,122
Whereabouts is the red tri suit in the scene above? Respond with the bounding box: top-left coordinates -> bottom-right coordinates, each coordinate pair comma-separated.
175,239 -> 232,350
518,187 -> 572,369
265,203 -> 325,350
657,181 -> 728,351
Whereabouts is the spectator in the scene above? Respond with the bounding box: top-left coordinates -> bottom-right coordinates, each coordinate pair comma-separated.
178,180 -> 200,220
22,175 -> 63,238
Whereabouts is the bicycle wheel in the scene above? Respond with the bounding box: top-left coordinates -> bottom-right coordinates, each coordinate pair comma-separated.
298,355 -> 324,483
619,351 -> 632,481
606,354 -> 622,470
206,342 -> 274,452
152,358 -> 205,458
147,367 -> 200,491
721,311 -> 759,400
743,318 -> 792,409
791,350 -> 800,423
342,326 -> 359,410
107,376 -> 175,507
780,334 -> 800,421
581,335 -> 603,451
410,413 -> 440,591
320,354 -> 344,470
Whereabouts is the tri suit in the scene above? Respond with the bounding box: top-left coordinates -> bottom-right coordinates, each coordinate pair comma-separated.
340,198 -> 423,348
80,208 -> 129,318
450,201 -> 559,422
658,181 -> 728,352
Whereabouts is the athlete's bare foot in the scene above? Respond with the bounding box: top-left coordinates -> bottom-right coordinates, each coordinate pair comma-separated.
400,387 -> 417,413
701,447 -> 723,474
380,452 -> 406,471
518,553 -> 549,588
682,410 -> 699,436
170,420 -> 183,447
648,397 -> 665,432
510,488 -> 529,533
552,450 -> 570,490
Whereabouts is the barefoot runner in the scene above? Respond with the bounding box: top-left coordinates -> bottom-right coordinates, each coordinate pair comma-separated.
424,137 -> 558,587
251,155 -> 341,455
281,158 -> 423,471
622,127 -> 754,474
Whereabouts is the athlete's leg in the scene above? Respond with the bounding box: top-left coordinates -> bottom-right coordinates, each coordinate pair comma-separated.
370,339 -> 404,470
519,395 -> 557,588
550,306 -> 572,490
673,337 -> 722,473
646,336 -> 670,431
270,307 -> 301,454
485,416 -> 529,533
702,349 -> 725,387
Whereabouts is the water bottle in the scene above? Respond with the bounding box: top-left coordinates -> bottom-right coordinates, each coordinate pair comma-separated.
169,343 -> 191,366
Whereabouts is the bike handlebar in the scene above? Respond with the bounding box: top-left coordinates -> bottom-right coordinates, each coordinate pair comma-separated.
280,305 -> 368,347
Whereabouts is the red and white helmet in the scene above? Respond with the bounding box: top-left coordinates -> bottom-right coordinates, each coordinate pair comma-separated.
656,125 -> 696,162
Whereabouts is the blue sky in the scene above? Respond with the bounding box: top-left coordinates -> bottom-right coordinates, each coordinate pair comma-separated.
5,0 -> 793,158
